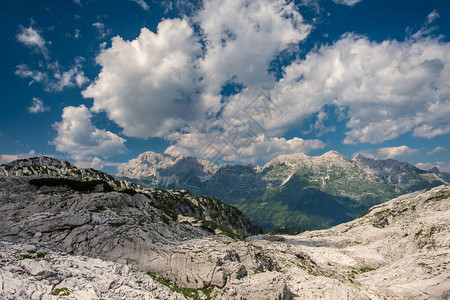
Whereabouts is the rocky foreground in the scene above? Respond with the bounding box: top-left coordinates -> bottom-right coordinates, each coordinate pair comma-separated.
0,158 -> 449,299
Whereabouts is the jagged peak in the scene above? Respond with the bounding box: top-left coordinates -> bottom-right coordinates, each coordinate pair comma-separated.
117,150 -> 219,179
263,152 -> 309,168
264,151 -> 351,169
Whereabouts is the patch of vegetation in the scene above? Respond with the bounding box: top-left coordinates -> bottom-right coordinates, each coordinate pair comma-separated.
428,226 -> 438,237
146,273 -> 215,300
429,194 -> 450,202
200,219 -> 242,240
149,201 -> 178,220
374,208 -> 391,217
90,205 -> 107,213
20,254 -> 32,260
27,249 -> 37,254
118,188 -> 137,196
372,224 -> 385,229
37,252 -> 47,258
51,287 -> 70,296
108,221 -> 127,227
29,178 -> 114,193
359,267 -> 374,273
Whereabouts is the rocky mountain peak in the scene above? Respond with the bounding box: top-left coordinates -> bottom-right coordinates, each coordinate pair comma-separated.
6,156 -> 73,169
0,156 -> 76,177
117,151 -> 219,180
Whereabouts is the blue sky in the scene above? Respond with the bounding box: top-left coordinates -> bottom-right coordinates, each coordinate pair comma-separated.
1,0 -> 449,173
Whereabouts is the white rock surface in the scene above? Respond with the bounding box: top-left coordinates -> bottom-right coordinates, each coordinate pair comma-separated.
0,240 -> 186,300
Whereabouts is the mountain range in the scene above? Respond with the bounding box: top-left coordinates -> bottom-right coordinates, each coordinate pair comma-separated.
118,151 -> 449,229
0,156 -> 449,299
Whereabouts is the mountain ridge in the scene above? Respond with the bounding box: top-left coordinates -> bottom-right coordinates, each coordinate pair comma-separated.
118,150 -> 449,229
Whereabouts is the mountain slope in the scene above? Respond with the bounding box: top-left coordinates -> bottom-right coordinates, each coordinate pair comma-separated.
0,157 -> 260,237
1,167 -> 449,299
118,150 -> 448,229
353,154 -> 446,193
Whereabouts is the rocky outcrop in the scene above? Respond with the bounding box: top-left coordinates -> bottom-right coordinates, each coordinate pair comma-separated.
0,156 -> 137,190
0,240 -> 186,299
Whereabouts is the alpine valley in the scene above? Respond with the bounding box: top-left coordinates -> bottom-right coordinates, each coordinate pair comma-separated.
0,156 -> 449,299
117,151 -> 450,229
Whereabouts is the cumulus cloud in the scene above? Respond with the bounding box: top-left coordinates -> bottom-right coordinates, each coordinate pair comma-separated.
82,0 -> 312,163
356,145 -> 419,160
16,25 -> 48,58
130,0 -> 149,11
196,0 -> 311,111
165,131 -> 324,165
73,0 -> 82,6
53,105 -> 127,161
75,157 -> 103,170
81,0 -> 450,164
83,18 -> 203,138
427,146 -> 445,156
27,97 -> 50,113
75,157 -> 123,170
271,34 -> 450,144
331,0 -> 362,6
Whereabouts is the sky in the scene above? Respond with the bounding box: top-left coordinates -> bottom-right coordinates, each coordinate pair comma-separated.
1,0 -> 450,174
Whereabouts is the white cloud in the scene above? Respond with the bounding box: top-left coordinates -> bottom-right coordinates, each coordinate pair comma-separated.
271,34 -> 450,144
165,132 -> 324,165
15,59 -> 89,92
0,154 -> 19,164
92,22 -> 111,39
427,10 -> 439,24
81,1 -> 450,165
73,0 -> 82,6
331,0 -> 362,6
416,161 -> 450,173
356,145 -> 418,160
82,0 -> 312,164
16,25 -> 48,58
196,0 -> 311,112
27,97 -> 50,114
377,146 -> 419,159
75,157 -> 103,170
0,150 -> 37,164
75,157 -> 123,170
83,18 -> 203,138
74,29 -> 81,39
427,146 -> 445,156
15,22 -> 89,92
53,105 -> 127,161
130,0 -> 149,11
15,64 -> 45,85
